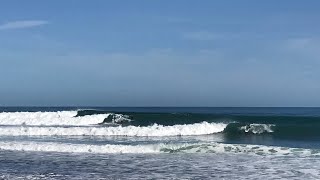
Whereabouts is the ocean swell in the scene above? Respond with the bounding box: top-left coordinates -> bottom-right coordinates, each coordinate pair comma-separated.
1,110 -> 320,138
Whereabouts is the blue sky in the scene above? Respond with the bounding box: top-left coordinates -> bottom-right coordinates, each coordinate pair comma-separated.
0,0 -> 320,106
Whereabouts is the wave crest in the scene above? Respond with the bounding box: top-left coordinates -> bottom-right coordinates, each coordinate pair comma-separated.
0,122 -> 227,137
0,111 -> 109,126
0,141 -> 318,156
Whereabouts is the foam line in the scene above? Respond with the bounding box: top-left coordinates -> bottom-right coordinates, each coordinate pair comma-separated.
0,122 -> 227,137
0,111 -> 108,126
0,141 -> 318,156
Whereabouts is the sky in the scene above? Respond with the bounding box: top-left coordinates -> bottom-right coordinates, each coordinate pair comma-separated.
0,0 -> 320,107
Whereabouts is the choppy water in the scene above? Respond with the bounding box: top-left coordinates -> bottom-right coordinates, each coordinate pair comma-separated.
0,107 -> 320,179
1,151 -> 320,179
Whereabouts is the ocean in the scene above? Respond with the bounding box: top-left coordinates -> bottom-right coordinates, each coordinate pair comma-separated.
0,107 -> 319,179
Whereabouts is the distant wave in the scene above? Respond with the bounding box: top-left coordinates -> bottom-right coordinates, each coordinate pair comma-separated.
0,111 -> 108,126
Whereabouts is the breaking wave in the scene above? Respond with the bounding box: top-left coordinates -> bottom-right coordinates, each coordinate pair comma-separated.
0,122 -> 227,137
240,124 -> 274,134
1,110 -> 320,138
1,109 -> 320,159
0,111 -> 107,126
0,141 -> 318,156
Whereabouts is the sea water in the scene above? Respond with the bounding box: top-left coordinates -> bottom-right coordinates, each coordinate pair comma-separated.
0,107 -> 319,179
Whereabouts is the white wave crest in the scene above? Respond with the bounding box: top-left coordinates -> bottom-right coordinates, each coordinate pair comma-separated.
0,111 -> 109,126
0,141 -> 318,156
0,141 -> 158,153
240,124 -> 274,134
0,122 -> 227,137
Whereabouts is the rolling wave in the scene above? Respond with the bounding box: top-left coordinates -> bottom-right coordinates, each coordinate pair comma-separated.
0,141 -> 318,156
1,110 -> 320,159
0,122 -> 227,136
1,110 -> 320,138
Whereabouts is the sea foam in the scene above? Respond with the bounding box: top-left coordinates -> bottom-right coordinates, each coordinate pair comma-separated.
0,111 -> 108,126
0,122 -> 227,137
240,123 -> 274,134
0,141 -> 318,156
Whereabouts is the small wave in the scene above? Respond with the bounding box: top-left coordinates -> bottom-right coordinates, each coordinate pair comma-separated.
160,143 -> 320,156
0,141 -> 158,153
0,141 -> 318,156
0,122 -> 227,137
240,124 -> 274,134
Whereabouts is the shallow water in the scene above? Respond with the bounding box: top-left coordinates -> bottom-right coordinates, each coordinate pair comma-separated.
1,151 -> 319,179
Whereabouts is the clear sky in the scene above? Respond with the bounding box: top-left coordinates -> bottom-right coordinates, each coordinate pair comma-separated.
0,0 -> 320,107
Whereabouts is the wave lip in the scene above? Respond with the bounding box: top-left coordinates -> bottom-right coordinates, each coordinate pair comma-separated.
0,122 -> 227,137
0,111 -> 109,126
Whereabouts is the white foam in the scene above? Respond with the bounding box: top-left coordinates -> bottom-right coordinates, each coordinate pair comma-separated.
163,143 -> 320,156
240,123 -> 274,134
0,141 -> 159,153
0,141 -> 318,156
111,114 -> 132,123
0,122 -> 227,137
0,111 -> 108,126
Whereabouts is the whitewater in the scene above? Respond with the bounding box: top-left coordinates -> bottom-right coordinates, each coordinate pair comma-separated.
0,111 -> 107,126
0,108 -> 320,179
